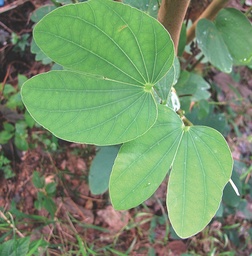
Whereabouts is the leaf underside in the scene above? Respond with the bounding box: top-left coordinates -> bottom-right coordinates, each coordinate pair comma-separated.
21,0 -> 174,145
196,19 -> 232,73
110,105 -> 233,238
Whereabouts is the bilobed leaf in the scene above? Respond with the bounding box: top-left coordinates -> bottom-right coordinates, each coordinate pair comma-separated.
110,105 -> 233,238
196,19 -> 233,73
215,8 -> 252,65
22,0 -> 174,145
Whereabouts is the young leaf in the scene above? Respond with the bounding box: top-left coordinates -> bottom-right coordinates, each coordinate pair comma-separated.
110,105 -> 233,238
21,0 -> 174,145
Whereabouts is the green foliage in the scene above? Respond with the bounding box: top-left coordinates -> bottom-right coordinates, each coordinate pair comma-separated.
123,0 -> 161,18
196,8 -> 252,72
0,75 -> 32,151
175,70 -> 211,112
11,33 -> 30,53
0,236 -> 47,256
30,5 -> 57,64
21,0 -> 237,238
0,153 -> 15,179
0,236 -> 30,256
32,171 -> 57,218
89,145 -> 120,195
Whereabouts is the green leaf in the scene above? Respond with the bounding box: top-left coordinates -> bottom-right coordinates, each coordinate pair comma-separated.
0,130 -> 14,144
24,110 -> 36,128
167,125 -> 232,238
185,104 -> 228,135
43,197 -> 56,218
89,145 -> 120,195
196,19 -> 233,73
22,0 -> 174,145
14,121 -> 29,151
3,84 -> 16,97
32,171 -> 45,189
31,38 -> 53,65
34,0 -> 173,84
6,92 -> 23,110
123,0 -> 160,18
110,105 -> 233,238
110,106 -> 182,210
215,8 -> 252,65
45,182 -> 57,196
223,170 -> 241,207
18,75 -> 27,90
175,71 -> 210,112
22,71 -> 157,145
0,237 -> 30,256
3,123 -> 15,132
30,5 -> 56,23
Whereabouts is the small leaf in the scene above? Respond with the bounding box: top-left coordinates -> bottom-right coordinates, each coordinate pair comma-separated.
89,145 -> 120,195
43,197 -> 56,218
32,171 -> 45,189
30,38 -> 53,64
196,19 -> 233,73
45,182 -> 57,196
154,57 -> 180,104
0,130 -> 14,144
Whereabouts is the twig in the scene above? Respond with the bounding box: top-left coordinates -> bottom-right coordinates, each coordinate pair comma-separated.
186,0 -> 230,44
0,0 -> 30,14
0,21 -> 13,34
0,211 -> 24,238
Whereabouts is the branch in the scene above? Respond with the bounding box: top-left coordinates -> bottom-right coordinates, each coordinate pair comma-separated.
186,0 -> 230,44
158,0 -> 190,54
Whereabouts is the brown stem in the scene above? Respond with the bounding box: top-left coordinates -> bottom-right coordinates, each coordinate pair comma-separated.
158,0 -> 190,54
186,0 -> 230,44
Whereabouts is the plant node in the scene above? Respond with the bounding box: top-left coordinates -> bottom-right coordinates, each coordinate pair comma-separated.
144,83 -> 154,92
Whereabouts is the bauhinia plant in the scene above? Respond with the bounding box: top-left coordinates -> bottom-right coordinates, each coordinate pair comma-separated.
21,0 -> 249,238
